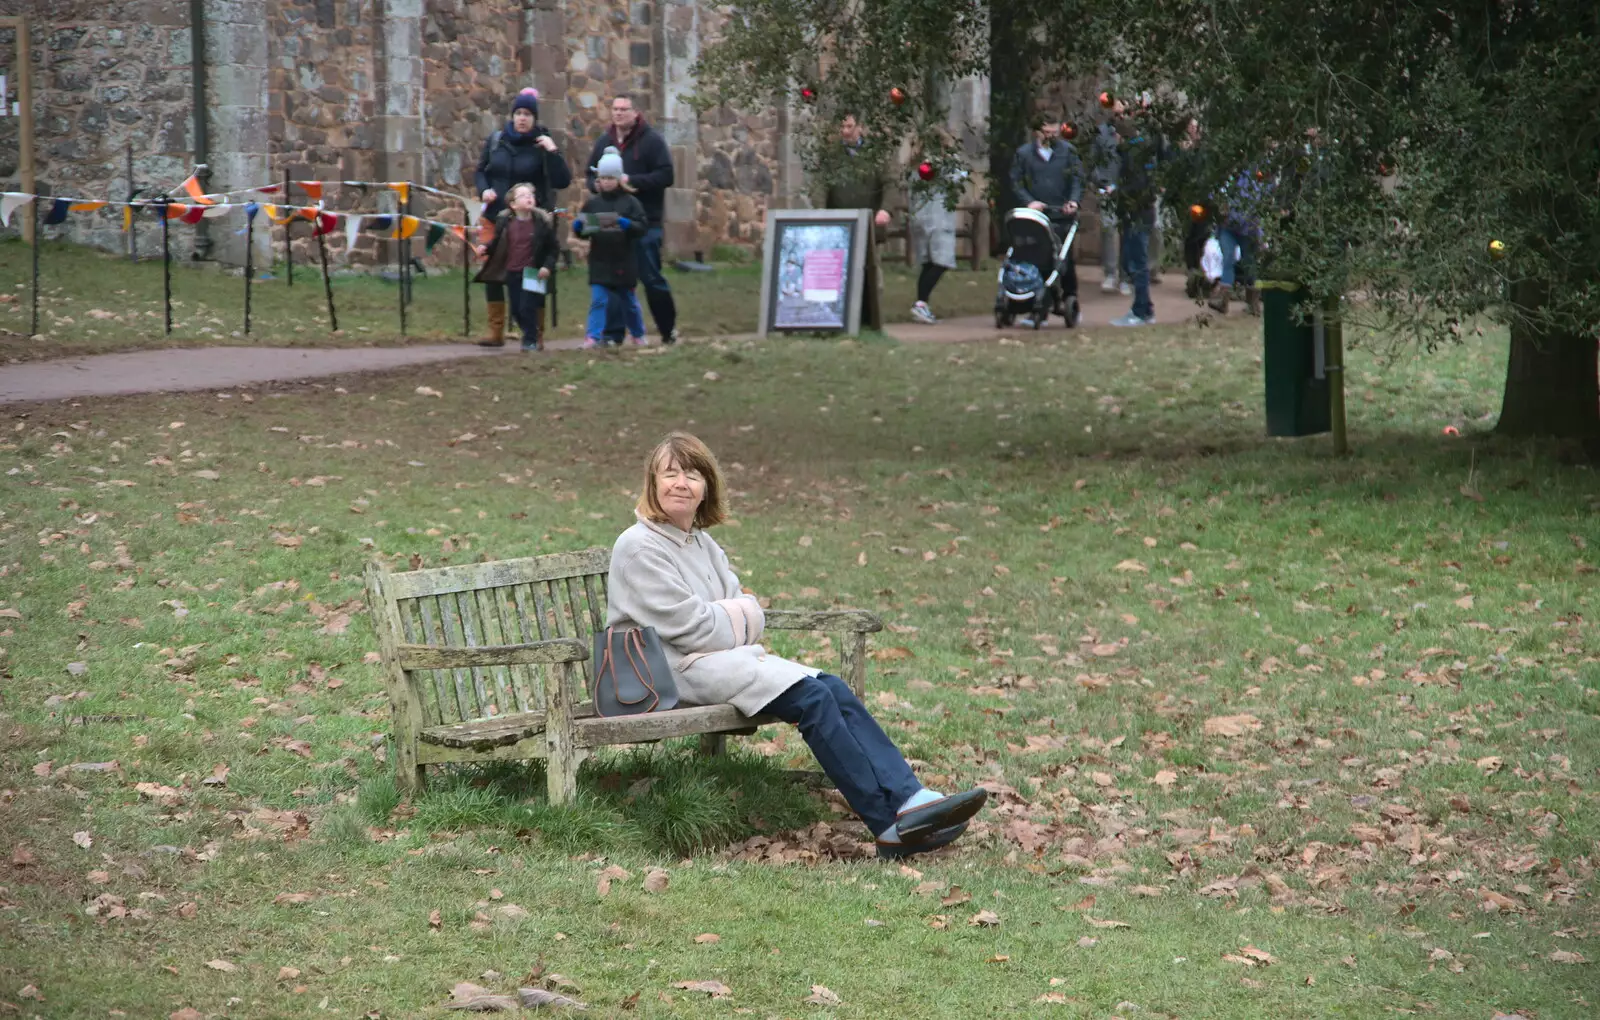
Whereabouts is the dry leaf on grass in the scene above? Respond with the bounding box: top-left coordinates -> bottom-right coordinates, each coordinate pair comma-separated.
205,958 -> 238,972
1036,992 -> 1071,1004
443,981 -> 519,1011
968,909 -> 1000,927
169,1010 -> 204,1020
642,867 -> 670,893
1476,756 -> 1504,775
1547,950 -> 1587,964
1084,915 -> 1130,929
940,885 -> 972,906
693,933 -> 721,944
428,908 -> 442,930
1203,714 -> 1262,737
673,980 -> 732,998
1152,769 -> 1178,789
802,984 -> 842,1006
278,966 -> 301,980
1222,945 -> 1278,967
519,987 -> 589,1009
1114,559 -> 1148,573
72,830 -> 93,849
273,892 -> 313,906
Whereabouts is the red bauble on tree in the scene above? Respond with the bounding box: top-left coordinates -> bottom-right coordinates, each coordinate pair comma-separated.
1060,122 -> 1077,140
917,161 -> 934,181
800,85 -> 817,104
1189,203 -> 1207,221
889,86 -> 907,106
1098,90 -> 1114,108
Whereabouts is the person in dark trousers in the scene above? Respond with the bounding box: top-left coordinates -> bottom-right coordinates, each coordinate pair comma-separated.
473,88 -> 572,348
473,183 -> 559,352
1009,116 -> 1083,323
585,94 -> 678,345
573,147 -> 649,347
1090,111 -> 1124,294
820,114 -> 892,331
1110,110 -> 1166,327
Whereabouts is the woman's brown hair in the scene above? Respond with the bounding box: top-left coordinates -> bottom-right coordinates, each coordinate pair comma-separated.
636,431 -> 727,529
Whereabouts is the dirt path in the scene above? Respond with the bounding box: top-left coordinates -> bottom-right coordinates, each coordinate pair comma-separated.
0,278 -> 1231,405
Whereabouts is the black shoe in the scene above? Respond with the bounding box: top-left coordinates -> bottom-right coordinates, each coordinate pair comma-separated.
663,327 -> 679,345
893,788 -> 988,845
876,820 -> 968,859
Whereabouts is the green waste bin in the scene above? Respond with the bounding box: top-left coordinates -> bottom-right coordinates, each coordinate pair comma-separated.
1260,281 -> 1331,437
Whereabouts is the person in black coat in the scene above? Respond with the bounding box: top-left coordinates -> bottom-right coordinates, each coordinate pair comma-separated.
573,147 -> 649,348
473,88 -> 572,346
584,94 -> 679,344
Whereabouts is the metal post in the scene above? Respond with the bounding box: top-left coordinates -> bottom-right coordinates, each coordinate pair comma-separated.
396,223 -> 406,337
243,212 -> 253,335
2,17 -> 36,246
28,195 -> 39,337
402,187 -> 414,305
1324,295 -> 1348,455
160,200 -> 172,335
316,227 -> 338,332
461,210 -> 470,337
284,168 -> 293,286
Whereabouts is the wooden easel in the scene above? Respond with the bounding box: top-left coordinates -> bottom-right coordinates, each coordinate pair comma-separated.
0,16 -> 34,244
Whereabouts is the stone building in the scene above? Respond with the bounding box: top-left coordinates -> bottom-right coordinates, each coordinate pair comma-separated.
0,0 -> 830,266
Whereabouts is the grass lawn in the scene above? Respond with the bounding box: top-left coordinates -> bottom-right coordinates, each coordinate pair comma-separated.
0,238 -> 1000,361
1,314 -> 1596,1018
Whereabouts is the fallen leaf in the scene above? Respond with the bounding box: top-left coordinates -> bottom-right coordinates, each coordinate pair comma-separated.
273,892 -> 314,906
175,901 -> 198,919
415,386 -> 443,398
202,763 -> 230,787
1152,769 -> 1178,789
1077,936 -> 1099,948
278,966 -> 301,981
205,958 -> 239,972
170,1010 -> 203,1020
802,984 -> 842,1005
518,987 -> 589,1010
1454,594 -> 1475,609
1129,885 -> 1165,897
135,782 -> 183,806
869,646 -> 915,662
1476,756 -> 1504,775
1084,915 -> 1130,929
968,909 -> 1000,927
429,908 -> 442,930
1203,714 -> 1262,738
1036,992 -> 1070,1004
911,881 -> 943,897
940,885 -> 972,906
192,470 -> 221,481
443,981 -> 518,1011
492,904 -> 530,921
1548,950 -> 1587,964
642,868 -> 670,894
72,830 -> 93,849
693,933 -> 721,944
1114,559 -> 1148,573
18,985 -> 42,1001
673,980 -> 732,998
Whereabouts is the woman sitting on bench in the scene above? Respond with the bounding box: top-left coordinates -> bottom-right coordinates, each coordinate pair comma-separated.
605,432 -> 987,858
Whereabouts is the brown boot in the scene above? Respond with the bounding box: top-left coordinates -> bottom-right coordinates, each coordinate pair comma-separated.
477,302 -> 507,347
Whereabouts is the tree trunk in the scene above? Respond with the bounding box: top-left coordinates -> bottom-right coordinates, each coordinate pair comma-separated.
987,0 -> 1029,253
1496,284 -> 1600,439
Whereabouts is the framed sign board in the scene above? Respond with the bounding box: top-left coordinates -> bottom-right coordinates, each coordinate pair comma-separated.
757,208 -> 870,336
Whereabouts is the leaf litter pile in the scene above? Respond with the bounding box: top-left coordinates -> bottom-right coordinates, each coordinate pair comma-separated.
0,325 -> 1594,1017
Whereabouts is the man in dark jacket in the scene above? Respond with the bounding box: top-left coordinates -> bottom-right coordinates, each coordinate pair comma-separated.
1009,117 -> 1084,225
1110,112 -> 1166,326
819,114 -> 892,331
585,94 -> 679,344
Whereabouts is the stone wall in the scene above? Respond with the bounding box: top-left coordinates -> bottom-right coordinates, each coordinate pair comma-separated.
3,0 -> 804,266
0,1 -> 199,256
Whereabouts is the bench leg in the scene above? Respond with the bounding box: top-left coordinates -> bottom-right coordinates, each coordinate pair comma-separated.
698,733 -> 727,757
396,762 -> 426,798
547,746 -> 580,805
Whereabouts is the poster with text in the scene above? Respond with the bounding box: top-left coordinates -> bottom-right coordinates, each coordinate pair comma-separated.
771,221 -> 854,330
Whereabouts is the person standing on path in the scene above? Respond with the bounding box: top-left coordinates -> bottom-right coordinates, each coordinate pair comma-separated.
585,94 -> 679,345
573,148 -> 649,347
473,184 -> 559,352
908,136 -> 967,325
474,88 -> 572,348
1009,116 -> 1083,323
821,114 -> 893,331
1109,110 -> 1166,327
1090,108 -> 1125,295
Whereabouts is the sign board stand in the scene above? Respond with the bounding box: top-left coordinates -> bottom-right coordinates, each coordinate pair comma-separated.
757,208 -> 871,337
0,16 -> 33,244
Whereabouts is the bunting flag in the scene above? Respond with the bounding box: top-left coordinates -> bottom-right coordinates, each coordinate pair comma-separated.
202,204 -> 234,219
449,224 -> 467,241
181,205 -> 208,225
69,201 -> 108,213
298,181 -> 323,201
256,184 -> 282,196
262,204 -> 291,225
366,215 -> 393,234
424,222 -> 447,252
344,214 -> 363,250
394,215 -> 421,240
43,199 -> 71,226
180,175 -> 216,205
464,197 -> 484,224
389,182 -> 410,204
312,211 -> 339,237
123,205 -> 134,232
1,192 -> 35,227
298,206 -> 320,221
244,202 -> 261,221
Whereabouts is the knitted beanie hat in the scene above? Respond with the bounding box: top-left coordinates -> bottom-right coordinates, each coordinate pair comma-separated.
595,146 -> 625,178
511,87 -> 539,117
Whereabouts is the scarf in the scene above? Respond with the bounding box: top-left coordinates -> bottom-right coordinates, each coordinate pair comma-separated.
501,122 -> 541,145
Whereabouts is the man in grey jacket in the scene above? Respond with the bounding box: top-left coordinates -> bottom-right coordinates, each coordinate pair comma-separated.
1009,117 -> 1084,225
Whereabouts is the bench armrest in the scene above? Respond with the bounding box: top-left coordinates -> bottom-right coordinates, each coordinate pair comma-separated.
762,609 -> 883,634
396,637 -> 588,671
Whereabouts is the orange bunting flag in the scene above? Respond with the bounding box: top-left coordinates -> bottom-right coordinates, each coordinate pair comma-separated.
298,180 -> 323,201
449,224 -> 466,240
166,203 -> 190,220
298,206 -> 319,221
389,182 -> 410,204
181,175 -> 216,206
68,202 -> 108,213
394,215 -> 421,240
123,205 -> 133,232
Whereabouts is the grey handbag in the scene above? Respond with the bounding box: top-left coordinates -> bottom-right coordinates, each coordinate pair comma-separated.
591,626 -> 680,716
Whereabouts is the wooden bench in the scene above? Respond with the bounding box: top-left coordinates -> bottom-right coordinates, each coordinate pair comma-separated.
364,548 -> 883,803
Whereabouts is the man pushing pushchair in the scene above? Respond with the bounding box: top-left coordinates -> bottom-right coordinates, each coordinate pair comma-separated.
1006,116 -> 1083,327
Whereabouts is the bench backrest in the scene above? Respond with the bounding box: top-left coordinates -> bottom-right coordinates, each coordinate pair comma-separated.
367,548 -> 611,726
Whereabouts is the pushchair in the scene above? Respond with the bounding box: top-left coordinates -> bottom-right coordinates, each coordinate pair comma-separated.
994,208 -> 1080,330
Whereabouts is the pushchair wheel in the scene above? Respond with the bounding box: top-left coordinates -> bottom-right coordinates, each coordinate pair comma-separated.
1062,295 -> 1080,328
995,311 -> 1008,329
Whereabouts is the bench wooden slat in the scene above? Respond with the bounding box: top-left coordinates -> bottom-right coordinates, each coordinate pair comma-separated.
384,548 -> 612,600
420,710 -> 550,749
764,609 -> 884,633
397,638 -> 588,670
574,705 -> 776,747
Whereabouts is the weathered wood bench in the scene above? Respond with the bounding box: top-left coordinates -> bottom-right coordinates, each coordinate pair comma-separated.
364,548 -> 883,803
